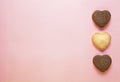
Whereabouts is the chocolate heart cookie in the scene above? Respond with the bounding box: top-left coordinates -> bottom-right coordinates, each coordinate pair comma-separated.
92,10 -> 111,28
93,55 -> 112,72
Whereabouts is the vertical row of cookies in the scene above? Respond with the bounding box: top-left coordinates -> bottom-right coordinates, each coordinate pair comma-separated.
92,10 -> 112,72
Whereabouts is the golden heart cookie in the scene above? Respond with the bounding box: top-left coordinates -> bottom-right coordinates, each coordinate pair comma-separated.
92,32 -> 111,51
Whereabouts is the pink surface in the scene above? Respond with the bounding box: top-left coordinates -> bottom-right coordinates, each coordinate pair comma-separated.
1,0 -> 120,82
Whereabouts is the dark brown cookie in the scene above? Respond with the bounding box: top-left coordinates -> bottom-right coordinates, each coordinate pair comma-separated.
92,10 -> 111,28
93,55 -> 112,72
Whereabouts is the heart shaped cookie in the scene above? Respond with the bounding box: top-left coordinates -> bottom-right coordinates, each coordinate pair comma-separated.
92,10 -> 111,28
92,32 -> 111,51
93,55 -> 112,72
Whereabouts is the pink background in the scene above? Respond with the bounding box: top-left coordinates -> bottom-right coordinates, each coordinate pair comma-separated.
1,0 -> 120,82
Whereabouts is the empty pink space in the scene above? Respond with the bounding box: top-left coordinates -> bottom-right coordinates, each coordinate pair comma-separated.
1,0 -> 120,82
